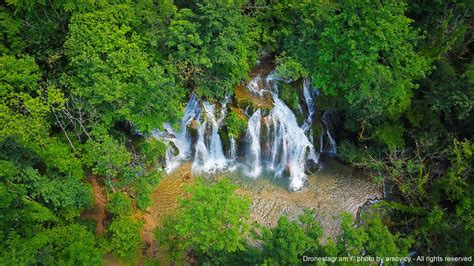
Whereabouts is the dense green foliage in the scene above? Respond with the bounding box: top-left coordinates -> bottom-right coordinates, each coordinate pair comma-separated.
224,108 -> 247,139
105,216 -> 142,262
107,192 -> 132,217
160,0 -> 259,99
157,178 -> 251,263
63,3 -> 184,133
259,209 -> 323,265
1,0 -> 472,264
314,1 -> 429,137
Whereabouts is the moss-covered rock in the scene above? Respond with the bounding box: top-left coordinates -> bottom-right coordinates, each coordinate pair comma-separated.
234,84 -> 273,111
224,107 -> 248,140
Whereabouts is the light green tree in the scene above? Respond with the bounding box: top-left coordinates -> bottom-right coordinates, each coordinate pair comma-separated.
156,178 -> 252,263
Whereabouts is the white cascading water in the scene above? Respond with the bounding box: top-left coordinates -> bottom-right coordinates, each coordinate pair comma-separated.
326,129 -> 337,155
302,78 -> 317,134
153,93 -> 230,174
192,102 -> 228,173
154,68 -> 337,191
247,109 -> 262,178
192,120 -> 209,171
229,136 -> 237,161
322,111 -> 337,155
300,78 -> 319,164
153,94 -> 201,173
247,75 -> 267,96
264,94 -> 314,190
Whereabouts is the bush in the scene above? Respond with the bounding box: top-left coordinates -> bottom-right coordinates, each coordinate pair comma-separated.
106,217 -> 142,262
225,108 -> 247,140
156,178 -> 251,263
275,55 -> 308,81
279,82 -> 300,112
138,138 -> 167,165
107,193 -> 132,217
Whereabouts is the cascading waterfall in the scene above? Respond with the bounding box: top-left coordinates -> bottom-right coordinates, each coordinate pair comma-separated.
193,102 -> 228,172
302,78 -> 317,134
264,94 -> 315,190
321,111 -> 337,155
229,136 -> 237,161
247,109 -> 262,177
153,94 -> 201,173
192,120 -> 209,171
301,78 -> 319,165
154,67 -> 338,191
247,75 -> 267,96
153,94 -> 230,174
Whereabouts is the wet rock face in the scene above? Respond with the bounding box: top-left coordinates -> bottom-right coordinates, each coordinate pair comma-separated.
305,159 -> 321,174
233,57 -> 276,111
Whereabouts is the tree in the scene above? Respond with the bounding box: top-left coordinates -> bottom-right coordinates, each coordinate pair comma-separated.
0,33 -> 98,265
0,54 -> 91,219
337,213 -> 368,256
63,4 -> 185,133
162,1 -> 259,99
156,178 -> 252,263
312,0 -> 429,144
106,216 -> 142,262
1,223 -> 102,265
356,137 -> 474,257
363,214 -> 413,258
257,0 -> 333,75
107,192 -> 132,217
0,8 -> 25,55
61,3 -> 182,206
260,209 -> 323,265
336,212 -> 412,263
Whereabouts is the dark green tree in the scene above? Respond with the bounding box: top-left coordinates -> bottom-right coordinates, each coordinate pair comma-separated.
63,4 -> 185,133
313,0 -> 429,146
260,209 -> 323,265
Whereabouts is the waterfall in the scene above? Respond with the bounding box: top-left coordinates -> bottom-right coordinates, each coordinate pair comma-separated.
265,94 -> 314,190
302,78 -> 317,134
326,130 -> 337,155
154,66 -> 338,191
301,78 -> 319,164
192,120 -> 209,171
247,109 -> 262,177
153,93 -> 230,174
319,134 -> 324,153
192,101 -> 228,173
321,111 -> 337,155
247,75 -> 267,96
229,136 -> 237,161
153,93 -> 201,173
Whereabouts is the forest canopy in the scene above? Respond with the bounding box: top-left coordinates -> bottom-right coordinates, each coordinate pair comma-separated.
0,0 -> 472,264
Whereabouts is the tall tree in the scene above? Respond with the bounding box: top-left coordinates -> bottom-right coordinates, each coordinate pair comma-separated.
313,0 -> 429,147
63,4 -> 184,133
156,178 -> 252,263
